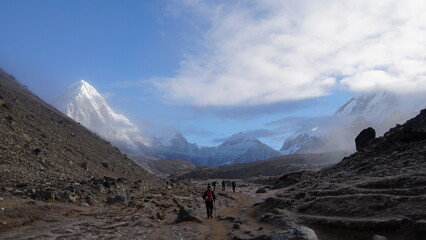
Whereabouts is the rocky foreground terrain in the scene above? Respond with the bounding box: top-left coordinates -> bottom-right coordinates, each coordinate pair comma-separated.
258,110 -> 426,240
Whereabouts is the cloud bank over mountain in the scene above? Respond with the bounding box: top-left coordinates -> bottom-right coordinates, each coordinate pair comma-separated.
161,0 -> 426,106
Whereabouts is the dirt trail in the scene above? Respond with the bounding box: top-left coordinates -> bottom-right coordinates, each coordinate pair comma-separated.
0,181 -> 280,240
199,185 -> 279,240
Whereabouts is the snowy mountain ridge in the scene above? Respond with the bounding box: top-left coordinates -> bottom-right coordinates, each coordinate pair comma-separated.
148,133 -> 281,166
334,92 -> 398,123
55,80 -> 145,152
281,92 -> 422,155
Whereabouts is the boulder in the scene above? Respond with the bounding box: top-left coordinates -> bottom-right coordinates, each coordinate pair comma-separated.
175,206 -> 202,223
373,235 -> 387,240
272,226 -> 318,240
355,127 -> 376,151
256,188 -> 267,194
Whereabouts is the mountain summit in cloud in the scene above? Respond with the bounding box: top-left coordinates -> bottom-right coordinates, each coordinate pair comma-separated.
281,92 -> 423,155
56,80 -> 147,152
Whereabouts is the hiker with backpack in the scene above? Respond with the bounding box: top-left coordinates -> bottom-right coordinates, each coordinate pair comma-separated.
202,185 -> 216,219
212,181 -> 217,191
221,180 -> 226,191
232,181 -> 236,192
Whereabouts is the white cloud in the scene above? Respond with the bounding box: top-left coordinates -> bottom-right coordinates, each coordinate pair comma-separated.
160,0 -> 426,106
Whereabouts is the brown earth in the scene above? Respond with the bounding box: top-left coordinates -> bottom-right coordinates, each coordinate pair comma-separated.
0,179 -> 286,240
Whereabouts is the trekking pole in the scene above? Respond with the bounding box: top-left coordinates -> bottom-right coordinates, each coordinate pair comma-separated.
213,201 -> 216,218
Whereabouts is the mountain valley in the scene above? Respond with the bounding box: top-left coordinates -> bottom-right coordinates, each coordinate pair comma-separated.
1,68 -> 426,240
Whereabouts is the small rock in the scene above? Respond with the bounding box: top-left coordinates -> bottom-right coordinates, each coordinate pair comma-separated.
157,211 -> 165,220
2,186 -> 13,192
68,193 -> 78,203
1,207 -> 4,211
218,216 -> 236,222
175,206 -> 202,223
80,202 -> 89,207
33,148 -> 41,157
54,192 -> 61,200
0,197 -> 3,201
233,223 -> 240,230
256,188 -> 267,194
373,235 -> 387,240
16,183 -> 28,188
13,190 -> 23,195
134,221 -> 145,226
107,195 -> 127,204
96,184 -> 106,193
128,201 -> 137,208
102,162 -> 109,169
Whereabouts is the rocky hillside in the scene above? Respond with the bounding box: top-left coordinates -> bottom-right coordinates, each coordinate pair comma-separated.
129,154 -> 196,177
0,68 -> 157,187
180,151 -> 349,180
258,109 -> 426,240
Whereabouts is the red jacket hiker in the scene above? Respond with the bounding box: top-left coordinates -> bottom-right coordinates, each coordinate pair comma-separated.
202,186 -> 216,219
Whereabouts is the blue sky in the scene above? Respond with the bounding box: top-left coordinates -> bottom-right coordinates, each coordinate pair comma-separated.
1,0 -> 426,149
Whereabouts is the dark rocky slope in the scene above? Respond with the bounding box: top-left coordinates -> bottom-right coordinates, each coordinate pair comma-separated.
259,110 -> 426,240
0,68 -> 157,187
180,151 -> 349,180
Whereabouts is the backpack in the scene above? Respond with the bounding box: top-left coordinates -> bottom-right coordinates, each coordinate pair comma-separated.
205,190 -> 213,202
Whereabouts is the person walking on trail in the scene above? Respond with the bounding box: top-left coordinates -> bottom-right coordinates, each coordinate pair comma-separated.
221,180 -> 226,191
212,181 -> 217,191
232,181 -> 236,192
202,185 -> 216,219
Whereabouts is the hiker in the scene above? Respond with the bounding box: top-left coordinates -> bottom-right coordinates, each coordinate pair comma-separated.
212,181 -> 217,191
221,180 -> 226,191
202,185 -> 216,219
232,181 -> 236,192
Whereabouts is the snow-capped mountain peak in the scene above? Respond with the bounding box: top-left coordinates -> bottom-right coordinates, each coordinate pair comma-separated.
222,132 -> 258,145
56,80 -> 146,152
334,92 -> 397,121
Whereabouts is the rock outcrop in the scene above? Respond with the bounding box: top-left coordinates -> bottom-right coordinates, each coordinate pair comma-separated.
355,127 -> 376,151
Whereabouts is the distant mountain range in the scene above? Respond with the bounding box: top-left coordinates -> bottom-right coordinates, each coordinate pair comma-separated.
56,81 -> 425,165
56,81 -> 281,166
147,133 -> 281,166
